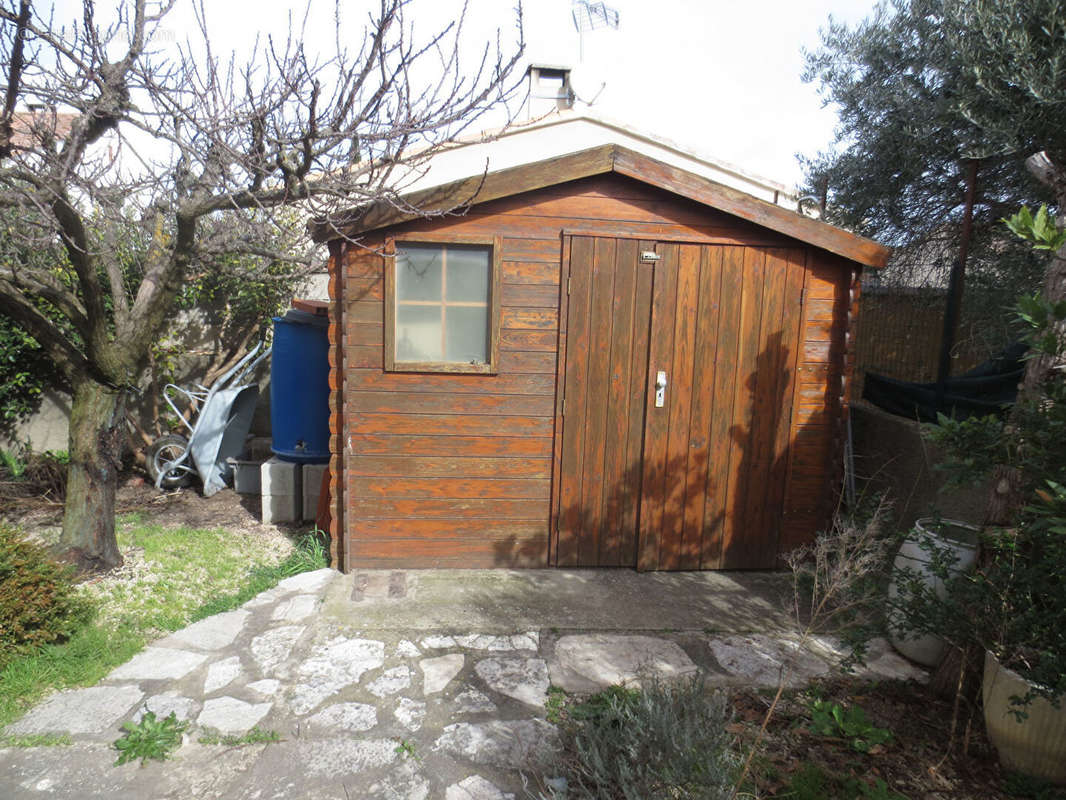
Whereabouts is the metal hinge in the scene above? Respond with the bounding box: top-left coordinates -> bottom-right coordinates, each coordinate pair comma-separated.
799,287 -> 806,307
561,397 -> 566,416
566,276 -> 571,296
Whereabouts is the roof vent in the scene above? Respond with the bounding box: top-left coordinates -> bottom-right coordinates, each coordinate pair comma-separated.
526,64 -> 575,114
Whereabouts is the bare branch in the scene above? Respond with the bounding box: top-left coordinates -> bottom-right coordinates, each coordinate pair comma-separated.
0,262 -> 91,337
0,0 -> 525,389
0,277 -> 88,380
48,189 -> 110,353
0,0 -> 30,158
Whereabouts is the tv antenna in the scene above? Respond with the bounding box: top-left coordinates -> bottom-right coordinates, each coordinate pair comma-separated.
571,1 -> 619,61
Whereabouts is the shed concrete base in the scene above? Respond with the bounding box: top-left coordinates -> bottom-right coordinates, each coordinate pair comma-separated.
323,568 -> 794,634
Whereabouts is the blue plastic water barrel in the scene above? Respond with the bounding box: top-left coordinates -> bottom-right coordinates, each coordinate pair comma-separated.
270,313 -> 330,463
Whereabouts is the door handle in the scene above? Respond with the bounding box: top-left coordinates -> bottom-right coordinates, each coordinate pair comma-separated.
655,370 -> 667,408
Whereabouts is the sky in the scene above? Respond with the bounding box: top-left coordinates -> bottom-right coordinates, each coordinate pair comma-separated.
49,0 -> 881,190
518,0 -> 880,188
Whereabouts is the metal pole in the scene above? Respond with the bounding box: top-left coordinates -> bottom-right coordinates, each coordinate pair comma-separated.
935,159 -> 979,414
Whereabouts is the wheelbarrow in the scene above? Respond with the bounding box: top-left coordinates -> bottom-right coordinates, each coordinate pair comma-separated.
146,342 -> 272,496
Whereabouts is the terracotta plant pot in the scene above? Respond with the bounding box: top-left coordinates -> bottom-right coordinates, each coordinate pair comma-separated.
983,650 -> 1066,784
888,518 -> 979,667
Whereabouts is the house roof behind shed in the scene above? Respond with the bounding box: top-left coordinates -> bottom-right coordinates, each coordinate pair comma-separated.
311,143 -> 890,269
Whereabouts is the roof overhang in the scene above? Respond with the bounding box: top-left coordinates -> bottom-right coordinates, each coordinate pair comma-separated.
310,144 -> 890,268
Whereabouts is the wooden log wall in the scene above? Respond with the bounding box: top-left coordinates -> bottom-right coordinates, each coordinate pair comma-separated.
778,253 -> 853,552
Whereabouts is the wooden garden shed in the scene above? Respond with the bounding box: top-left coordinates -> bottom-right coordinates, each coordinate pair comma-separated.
313,143 -> 889,572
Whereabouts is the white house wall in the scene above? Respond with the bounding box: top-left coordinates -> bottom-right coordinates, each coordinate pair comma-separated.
396,113 -> 798,209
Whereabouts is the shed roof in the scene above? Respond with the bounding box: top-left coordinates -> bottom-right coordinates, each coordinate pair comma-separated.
311,143 -> 890,268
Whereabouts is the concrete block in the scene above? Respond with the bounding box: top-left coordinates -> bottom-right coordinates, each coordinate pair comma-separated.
261,457 -> 301,523
232,460 -> 263,494
302,462 -> 327,522
262,492 -> 300,524
261,456 -> 299,495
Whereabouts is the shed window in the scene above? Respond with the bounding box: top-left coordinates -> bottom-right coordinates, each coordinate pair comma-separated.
387,239 -> 500,373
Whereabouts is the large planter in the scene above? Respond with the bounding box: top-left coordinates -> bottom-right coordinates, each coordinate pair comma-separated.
888,518 -> 979,667
983,650 -> 1066,784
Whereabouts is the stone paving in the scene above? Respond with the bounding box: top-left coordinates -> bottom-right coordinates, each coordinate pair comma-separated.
0,568 -> 925,799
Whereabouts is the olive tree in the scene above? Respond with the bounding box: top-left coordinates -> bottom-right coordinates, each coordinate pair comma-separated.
0,0 -> 524,570
802,0 -> 1065,346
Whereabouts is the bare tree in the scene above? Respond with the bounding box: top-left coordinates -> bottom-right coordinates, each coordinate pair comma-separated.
0,0 -> 524,571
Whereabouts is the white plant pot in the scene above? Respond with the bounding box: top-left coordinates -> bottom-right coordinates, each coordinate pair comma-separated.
887,518 -> 978,668
983,650 -> 1066,784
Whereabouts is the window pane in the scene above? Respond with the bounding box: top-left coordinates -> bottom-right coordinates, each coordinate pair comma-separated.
445,305 -> 489,363
396,245 -> 442,302
445,245 -> 490,303
396,304 -> 442,362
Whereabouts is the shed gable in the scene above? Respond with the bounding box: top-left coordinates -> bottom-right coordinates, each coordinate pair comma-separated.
311,144 -> 890,270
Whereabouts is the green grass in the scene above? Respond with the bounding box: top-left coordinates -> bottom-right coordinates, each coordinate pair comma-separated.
0,625 -> 145,728
83,523 -> 301,635
197,727 -> 282,746
0,732 -> 72,747
189,533 -> 327,621
0,520 -> 326,730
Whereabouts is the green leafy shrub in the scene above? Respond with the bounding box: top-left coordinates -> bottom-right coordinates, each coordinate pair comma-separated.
541,675 -> 736,799
807,699 -> 893,753
786,764 -> 907,800
898,270 -> 1066,710
1005,206 -> 1066,254
113,710 -> 187,765
0,316 -> 62,438
1002,768 -> 1066,800
895,482 -> 1066,710
0,525 -> 93,666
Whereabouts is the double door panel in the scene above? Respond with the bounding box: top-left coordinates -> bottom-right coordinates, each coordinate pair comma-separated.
554,235 -> 806,570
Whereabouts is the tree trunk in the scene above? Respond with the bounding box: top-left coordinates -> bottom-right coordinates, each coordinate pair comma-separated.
929,165 -> 1066,700
56,378 -> 127,572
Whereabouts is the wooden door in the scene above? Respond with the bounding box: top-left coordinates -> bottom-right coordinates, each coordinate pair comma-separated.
554,235 -> 806,570
554,236 -> 653,567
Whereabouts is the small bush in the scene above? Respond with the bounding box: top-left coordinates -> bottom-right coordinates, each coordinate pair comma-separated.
0,448 -> 25,479
0,525 -> 93,666
113,710 -> 187,765
785,764 -> 907,800
807,699 -> 893,753
541,675 -> 736,800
